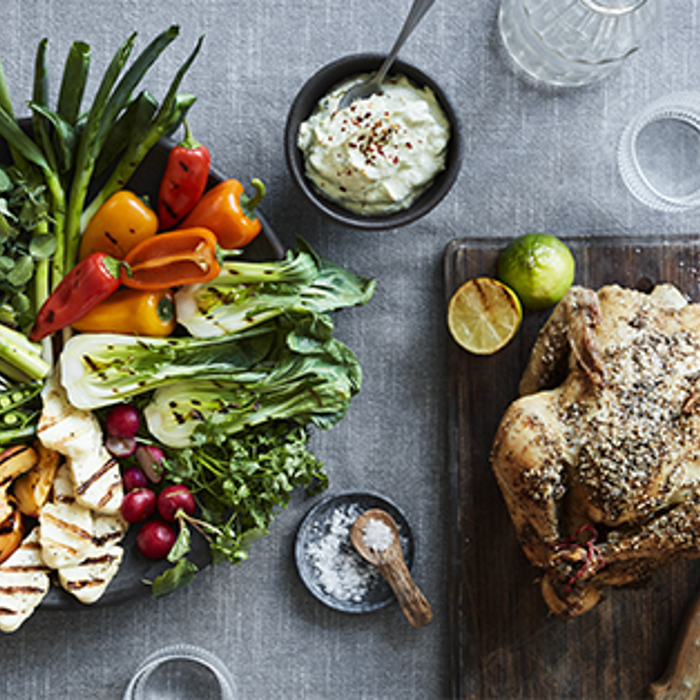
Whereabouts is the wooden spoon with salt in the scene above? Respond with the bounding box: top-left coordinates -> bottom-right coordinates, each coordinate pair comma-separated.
350,508 -> 433,628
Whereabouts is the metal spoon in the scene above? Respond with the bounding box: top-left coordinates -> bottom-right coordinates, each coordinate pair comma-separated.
337,0 -> 436,111
350,508 -> 433,628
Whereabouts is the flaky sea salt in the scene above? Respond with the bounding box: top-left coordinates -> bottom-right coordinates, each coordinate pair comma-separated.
362,518 -> 394,552
305,503 -> 380,603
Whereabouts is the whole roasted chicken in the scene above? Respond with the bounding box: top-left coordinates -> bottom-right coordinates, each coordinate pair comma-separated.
491,283 -> 700,619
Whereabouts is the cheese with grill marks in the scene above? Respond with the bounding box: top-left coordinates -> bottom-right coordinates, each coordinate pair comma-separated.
37,374 -> 123,514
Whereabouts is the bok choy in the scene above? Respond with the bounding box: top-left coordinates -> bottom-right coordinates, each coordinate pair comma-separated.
144,332 -> 361,447
60,326 -> 274,409
175,238 -> 376,338
59,312 -> 365,447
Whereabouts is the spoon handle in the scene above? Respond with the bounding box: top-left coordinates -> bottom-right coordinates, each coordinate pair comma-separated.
375,0 -> 437,85
380,556 -> 434,628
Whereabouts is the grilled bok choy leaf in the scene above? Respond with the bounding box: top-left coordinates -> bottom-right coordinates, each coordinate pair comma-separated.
60,326 -> 274,409
144,333 -> 361,447
174,238 -> 376,338
58,314 -> 363,447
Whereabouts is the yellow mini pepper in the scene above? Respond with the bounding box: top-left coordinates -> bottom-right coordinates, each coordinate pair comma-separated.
71,288 -> 176,337
79,190 -> 158,261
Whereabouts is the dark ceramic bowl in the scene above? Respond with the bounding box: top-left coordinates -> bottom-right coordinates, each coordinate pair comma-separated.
295,490 -> 415,613
285,53 -> 462,231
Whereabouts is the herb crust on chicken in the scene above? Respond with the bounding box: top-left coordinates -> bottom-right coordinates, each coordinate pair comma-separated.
491,283 -> 700,619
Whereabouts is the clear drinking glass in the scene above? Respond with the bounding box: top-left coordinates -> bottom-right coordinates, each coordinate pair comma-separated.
618,92 -> 700,212
123,645 -> 237,700
498,0 -> 662,88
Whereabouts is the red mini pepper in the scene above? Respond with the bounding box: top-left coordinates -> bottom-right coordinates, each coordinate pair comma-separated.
29,253 -> 129,341
178,178 -> 265,250
158,118 -> 211,230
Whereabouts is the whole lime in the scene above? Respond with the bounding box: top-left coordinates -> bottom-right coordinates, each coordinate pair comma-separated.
497,233 -> 575,310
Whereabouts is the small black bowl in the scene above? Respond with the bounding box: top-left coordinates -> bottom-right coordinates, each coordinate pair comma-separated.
295,490 -> 415,613
285,53 -> 462,231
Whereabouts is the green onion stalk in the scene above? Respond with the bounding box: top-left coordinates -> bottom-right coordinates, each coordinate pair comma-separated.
77,35 -> 203,238
0,27 -> 204,382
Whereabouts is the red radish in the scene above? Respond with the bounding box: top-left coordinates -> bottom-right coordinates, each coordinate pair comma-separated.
157,484 -> 196,522
137,520 -> 176,559
106,434 -> 137,458
136,445 -> 165,484
121,488 -> 156,523
122,466 -> 148,492
106,404 -> 140,439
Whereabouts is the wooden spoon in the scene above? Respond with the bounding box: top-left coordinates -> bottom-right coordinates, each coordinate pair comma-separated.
650,588 -> 700,699
350,508 -> 433,628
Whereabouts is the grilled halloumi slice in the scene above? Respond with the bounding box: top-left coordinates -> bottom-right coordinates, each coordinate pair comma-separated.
39,465 -> 94,569
37,374 -> 123,514
58,545 -> 124,604
0,528 -> 50,632
40,465 -> 127,568
40,465 -> 127,602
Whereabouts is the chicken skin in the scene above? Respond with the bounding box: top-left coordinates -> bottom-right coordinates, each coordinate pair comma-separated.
491,283 -> 700,619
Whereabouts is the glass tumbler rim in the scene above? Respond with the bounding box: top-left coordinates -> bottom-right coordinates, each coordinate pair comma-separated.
580,0 -> 650,15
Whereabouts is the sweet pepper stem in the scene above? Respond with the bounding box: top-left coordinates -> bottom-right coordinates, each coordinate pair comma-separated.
179,116 -> 201,150
241,178 -> 266,215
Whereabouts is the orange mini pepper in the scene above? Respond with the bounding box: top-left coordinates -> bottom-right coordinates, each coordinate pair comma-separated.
178,178 -> 266,250
121,227 -> 221,291
79,190 -> 158,261
72,289 -> 176,337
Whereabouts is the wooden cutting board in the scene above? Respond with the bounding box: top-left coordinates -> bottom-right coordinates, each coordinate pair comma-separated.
444,235 -> 700,699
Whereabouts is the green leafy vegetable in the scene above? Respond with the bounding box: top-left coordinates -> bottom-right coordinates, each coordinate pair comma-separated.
144,329 -> 362,447
175,237 -> 377,338
60,313 -> 363,446
151,558 -> 198,599
59,248 -> 375,437
151,421 -> 327,597
60,325 -> 275,409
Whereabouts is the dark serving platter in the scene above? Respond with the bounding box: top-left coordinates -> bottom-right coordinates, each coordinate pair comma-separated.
0,121 -> 284,609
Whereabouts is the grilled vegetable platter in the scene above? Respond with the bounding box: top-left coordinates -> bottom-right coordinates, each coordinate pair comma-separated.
0,26 -> 375,630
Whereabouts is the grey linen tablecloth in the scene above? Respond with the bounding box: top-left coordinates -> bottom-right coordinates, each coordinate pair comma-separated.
0,1 -> 697,698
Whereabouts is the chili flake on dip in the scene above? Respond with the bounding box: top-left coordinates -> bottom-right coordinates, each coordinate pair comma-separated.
297,74 -> 450,216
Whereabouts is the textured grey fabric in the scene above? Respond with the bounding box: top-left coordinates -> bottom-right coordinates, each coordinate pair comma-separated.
0,1 -> 694,698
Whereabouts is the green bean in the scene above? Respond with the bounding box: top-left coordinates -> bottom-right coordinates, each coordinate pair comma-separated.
0,383 -> 41,415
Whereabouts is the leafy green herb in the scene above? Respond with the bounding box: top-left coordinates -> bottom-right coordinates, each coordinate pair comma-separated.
150,556 -> 198,599
0,165 -> 52,329
151,421 -> 327,597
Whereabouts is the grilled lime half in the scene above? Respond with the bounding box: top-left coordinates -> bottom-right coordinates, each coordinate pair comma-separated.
447,277 -> 522,355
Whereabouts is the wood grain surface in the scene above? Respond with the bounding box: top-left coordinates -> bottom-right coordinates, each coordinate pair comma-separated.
444,235 -> 700,700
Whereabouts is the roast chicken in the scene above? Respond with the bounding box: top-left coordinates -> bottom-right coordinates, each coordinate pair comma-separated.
491,283 -> 700,619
